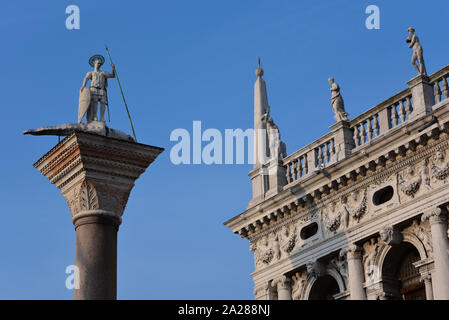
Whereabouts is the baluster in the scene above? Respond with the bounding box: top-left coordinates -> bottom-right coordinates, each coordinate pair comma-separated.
298,157 -> 303,177
316,147 -> 323,167
405,96 -> 413,117
360,122 -> 367,144
443,78 -> 449,101
324,142 -> 330,163
434,80 -> 442,103
291,161 -> 297,181
285,162 -> 291,183
399,100 -> 406,123
304,154 -> 309,175
320,146 -> 324,165
353,125 -> 360,147
372,115 -> 379,137
367,118 -> 373,141
391,104 -> 399,127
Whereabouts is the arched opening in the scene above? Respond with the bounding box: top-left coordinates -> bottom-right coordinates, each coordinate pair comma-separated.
308,275 -> 340,300
382,242 -> 426,300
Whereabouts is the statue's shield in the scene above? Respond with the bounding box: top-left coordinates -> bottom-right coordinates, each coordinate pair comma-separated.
78,88 -> 91,123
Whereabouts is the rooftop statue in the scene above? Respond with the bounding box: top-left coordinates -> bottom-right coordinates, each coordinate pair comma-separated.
328,77 -> 349,122
406,27 -> 427,76
24,52 -> 135,142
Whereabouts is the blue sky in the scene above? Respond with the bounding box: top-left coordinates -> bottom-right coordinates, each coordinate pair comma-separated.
1,0 -> 448,299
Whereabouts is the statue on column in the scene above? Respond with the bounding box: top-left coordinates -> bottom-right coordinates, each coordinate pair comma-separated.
79,55 -> 116,123
328,78 -> 349,122
406,27 -> 427,76
23,52 -> 134,142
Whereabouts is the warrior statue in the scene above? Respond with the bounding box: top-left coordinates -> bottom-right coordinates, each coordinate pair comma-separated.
79,55 -> 116,123
328,77 -> 349,122
406,27 -> 427,76
24,50 -> 135,142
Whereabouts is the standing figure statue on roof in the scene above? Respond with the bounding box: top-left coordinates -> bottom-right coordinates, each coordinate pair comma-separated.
79,54 -> 116,123
328,77 -> 349,122
406,27 -> 427,76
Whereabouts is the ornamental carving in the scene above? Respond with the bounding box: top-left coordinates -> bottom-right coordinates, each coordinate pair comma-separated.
252,232 -> 281,268
363,238 -> 381,281
291,271 -> 307,300
405,219 -> 433,254
349,189 -> 367,223
398,165 -> 422,198
323,206 -> 340,233
431,149 -> 449,181
329,249 -> 348,285
306,260 -> 324,279
63,178 -> 131,218
65,180 -> 99,216
280,225 -> 297,254
379,225 -> 402,246
323,196 -> 350,232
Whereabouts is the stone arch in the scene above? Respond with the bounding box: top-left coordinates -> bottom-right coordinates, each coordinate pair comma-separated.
326,266 -> 347,292
401,231 -> 429,259
377,232 -> 428,281
302,268 -> 345,300
379,240 -> 426,299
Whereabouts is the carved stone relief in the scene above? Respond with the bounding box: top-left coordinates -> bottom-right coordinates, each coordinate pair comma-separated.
349,189 -> 367,223
431,149 -> 449,182
398,165 -> 422,198
404,219 -> 433,255
362,238 -> 381,282
291,271 -> 307,300
329,249 -> 349,287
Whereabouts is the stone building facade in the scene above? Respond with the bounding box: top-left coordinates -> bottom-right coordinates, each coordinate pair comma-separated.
225,60 -> 449,300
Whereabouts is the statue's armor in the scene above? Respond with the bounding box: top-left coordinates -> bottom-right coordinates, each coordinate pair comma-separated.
86,71 -> 111,105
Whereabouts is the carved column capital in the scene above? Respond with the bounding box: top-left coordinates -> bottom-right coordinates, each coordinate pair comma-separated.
346,244 -> 363,260
33,132 -> 164,226
422,207 -> 447,224
420,273 -> 432,283
272,275 -> 291,290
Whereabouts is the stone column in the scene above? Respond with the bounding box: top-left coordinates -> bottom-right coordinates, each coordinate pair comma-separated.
346,245 -> 367,300
273,275 -> 292,300
422,207 -> 449,300
33,132 -> 163,299
420,274 -> 434,300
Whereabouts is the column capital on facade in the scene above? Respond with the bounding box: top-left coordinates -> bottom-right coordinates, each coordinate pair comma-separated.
272,275 -> 292,290
422,207 -> 447,224
420,273 -> 432,283
346,244 -> 363,260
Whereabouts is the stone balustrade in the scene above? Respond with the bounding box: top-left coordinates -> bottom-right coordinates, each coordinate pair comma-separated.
283,134 -> 336,185
282,65 -> 449,187
351,89 -> 413,149
430,65 -> 449,104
